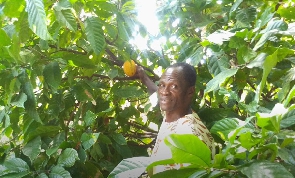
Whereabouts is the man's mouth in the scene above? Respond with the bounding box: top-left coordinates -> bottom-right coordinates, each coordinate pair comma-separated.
159,97 -> 172,104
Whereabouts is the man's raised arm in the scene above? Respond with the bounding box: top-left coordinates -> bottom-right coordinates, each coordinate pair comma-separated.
136,66 -> 158,95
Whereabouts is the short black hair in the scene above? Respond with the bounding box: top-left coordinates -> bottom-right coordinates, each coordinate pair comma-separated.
167,62 -> 197,87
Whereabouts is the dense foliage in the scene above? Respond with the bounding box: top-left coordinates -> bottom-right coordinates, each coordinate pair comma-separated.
0,0 -> 294,177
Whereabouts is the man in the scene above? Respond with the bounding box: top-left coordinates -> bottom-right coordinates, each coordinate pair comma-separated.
137,62 -> 215,175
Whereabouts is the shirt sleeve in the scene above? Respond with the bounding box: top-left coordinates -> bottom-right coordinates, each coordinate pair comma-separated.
176,115 -> 216,157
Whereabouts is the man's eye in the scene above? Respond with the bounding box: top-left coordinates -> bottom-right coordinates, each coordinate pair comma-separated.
171,85 -> 177,89
158,84 -> 164,88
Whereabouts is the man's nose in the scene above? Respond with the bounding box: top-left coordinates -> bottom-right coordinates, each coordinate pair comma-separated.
159,86 -> 170,95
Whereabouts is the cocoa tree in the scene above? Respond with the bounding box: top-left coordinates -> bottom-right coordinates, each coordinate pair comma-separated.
0,0 -> 294,177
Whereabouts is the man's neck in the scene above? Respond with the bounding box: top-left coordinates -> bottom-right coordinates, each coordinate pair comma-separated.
164,108 -> 192,122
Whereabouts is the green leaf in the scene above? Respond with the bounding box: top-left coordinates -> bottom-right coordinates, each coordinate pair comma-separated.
81,132 -> 100,150
246,53 -> 267,68
84,110 -> 96,127
240,161 -> 294,178
65,53 -> 96,69
278,6 -> 295,21
229,0 -> 243,15
239,131 -> 261,150
43,62 -> 62,92
207,56 -> 226,75
3,0 -> 24,18
108,157 -> 152,178
89,143 -> 104,162
111,133 -> 127,145
164,134 -> 211,166
49,166 -> 71,178
261,18 -> 288,33
283,85 -> 295,107
10,93 -> 27,108
205,68 -> 238,93
152,168 -> 205,178
113,85 -> 145,98
236,7 -> 256,25
207,30 -> 235,45
253,30 -> 276,51
108,69 -> 119,79
111,141 -> 133,158
254,7 -> 274,31
85,17 -> 106,55
54,5 -> 77,31
280,109 -> 295,129
237,46 -> 257,64
278,148 -> 295,165
255,50 -> 278,102
26,126 -> 61,142
36,173 -> 48,178
18,72 -> 42,123
0,29 -> 11,47
57,148 -> 79,167
4,158 -> 30,175
22,136 -> 41,162
25,0 -> 51,40
210,118 -> 239,140
46,132 -> 65,157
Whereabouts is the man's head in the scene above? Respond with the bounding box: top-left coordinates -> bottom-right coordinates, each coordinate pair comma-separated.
157,62 -> 196,117
166,62 -> 197,88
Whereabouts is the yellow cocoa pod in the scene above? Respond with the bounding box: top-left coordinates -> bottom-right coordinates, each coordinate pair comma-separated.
123,60 -> 136,77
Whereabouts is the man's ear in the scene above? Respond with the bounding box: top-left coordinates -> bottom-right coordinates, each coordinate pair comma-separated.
187,86 -> 195,96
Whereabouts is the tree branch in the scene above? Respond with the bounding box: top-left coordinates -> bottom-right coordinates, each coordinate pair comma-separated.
48,44 -> 87,55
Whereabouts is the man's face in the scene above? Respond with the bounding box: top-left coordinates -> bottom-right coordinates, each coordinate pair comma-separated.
157,67 -> 193,113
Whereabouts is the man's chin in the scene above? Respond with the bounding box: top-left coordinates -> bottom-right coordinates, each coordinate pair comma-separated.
159,105 -> 172,112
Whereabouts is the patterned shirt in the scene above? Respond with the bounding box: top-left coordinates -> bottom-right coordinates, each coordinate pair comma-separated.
150,112 -> 215,174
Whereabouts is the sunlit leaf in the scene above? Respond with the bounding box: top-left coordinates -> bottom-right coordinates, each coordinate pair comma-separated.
25,0 -> 51,40
108,157 -> 152,178
210,118 -> 239,140
152,168 -> 206,178
255,50 -> 278,102
246,53 -> 267,68
283,85 -> 295,107
261,17 -> 288,33
85,17 -> 106,55
205,68 -> 238,93
54,1 -> 77,32
277,6 -> 295,21
207,30 -> 235,45
3,0 -> 24,18
164,134 -> 211,166
0,29 -> 11,47
254,7 -> 274,31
